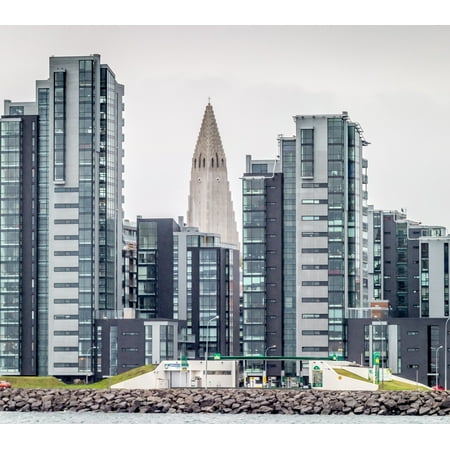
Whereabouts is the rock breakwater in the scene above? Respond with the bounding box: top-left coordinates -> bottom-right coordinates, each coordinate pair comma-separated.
0,388 -> 449,415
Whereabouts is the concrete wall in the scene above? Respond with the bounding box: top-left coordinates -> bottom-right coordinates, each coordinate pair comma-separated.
111,359 -> 239,389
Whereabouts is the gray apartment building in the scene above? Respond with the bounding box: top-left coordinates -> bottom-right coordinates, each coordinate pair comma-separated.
135,217 -> 240,360
347,208 -> 450,387
242,112 -> 370,383
0,54 -> 124,381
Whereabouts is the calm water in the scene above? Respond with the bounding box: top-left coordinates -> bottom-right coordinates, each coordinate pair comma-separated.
0,411 -> 448,424
1,412 -> 448,449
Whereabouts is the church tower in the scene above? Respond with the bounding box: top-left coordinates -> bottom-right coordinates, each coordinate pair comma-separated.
187,102 -> 240,249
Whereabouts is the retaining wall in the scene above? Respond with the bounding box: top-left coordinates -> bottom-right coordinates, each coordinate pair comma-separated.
1,388 -> 450,415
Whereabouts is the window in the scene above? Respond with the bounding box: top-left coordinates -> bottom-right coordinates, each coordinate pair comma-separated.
300,129 -> 314,178
302,232 -> 328,237
302,281 -> 328,286
302,182 -> 327,188
301,199 -> 328,204
54,314 -> 79,320
302,313 -> 328,319
54,299 -> 78,304
302,330 -> 328,335
302,215 -> 327,221
302,248 -> 328,254
302,347 -> 329,352
54,219 -> 79,224
302,297 -> 328,303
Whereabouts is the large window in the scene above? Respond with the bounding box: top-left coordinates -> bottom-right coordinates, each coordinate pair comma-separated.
300,129 -> 314,178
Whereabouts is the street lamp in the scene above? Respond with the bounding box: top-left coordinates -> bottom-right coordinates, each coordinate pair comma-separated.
204,315 -> 219,389
445,317 -> 450,390
85,346 -> 97,385
435,345 -> 443,387
264,345 -> 277,388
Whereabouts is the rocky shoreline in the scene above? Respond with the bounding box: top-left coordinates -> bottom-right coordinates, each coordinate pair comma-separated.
0,388 -> 450,415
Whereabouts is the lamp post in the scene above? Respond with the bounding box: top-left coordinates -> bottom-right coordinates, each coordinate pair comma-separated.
204,315 -> 219,389
445,318 -> 450,390
435,345 -> 443,387
85,346 -> 97,385
264,345 -> 277,388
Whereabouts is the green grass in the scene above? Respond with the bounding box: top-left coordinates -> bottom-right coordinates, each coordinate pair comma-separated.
0,364 -> 156,389
333,368 -> 429,391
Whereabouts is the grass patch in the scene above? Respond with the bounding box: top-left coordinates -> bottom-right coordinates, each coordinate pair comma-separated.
333,368 -> 429,391
376,379 -> 429,391
334,368 -> 371,383
0,364 -> 156,389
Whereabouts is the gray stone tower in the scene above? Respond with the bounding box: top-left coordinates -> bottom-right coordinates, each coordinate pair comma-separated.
187,102 -> 239,249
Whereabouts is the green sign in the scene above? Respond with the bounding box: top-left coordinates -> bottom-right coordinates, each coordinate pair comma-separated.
313,365 -> 321,371
181,355 -> 189,368
213,353 -> 221,360
373,351 -> 380,365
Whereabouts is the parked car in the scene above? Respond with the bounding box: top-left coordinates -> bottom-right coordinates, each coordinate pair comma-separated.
0,380 -> 11,389
432,385 -> 445,391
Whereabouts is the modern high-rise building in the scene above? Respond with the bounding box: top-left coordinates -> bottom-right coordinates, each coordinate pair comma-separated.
348,208 -> 450,388
173,220 -> 240,360
367,207 -> 446,318
187,102 -> 240,249
0,54 -> 124,380
135,216 -> 240,360
242,112 -> 370,382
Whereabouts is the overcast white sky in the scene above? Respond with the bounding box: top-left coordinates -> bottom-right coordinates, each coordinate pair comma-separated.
2,6 -> 450,234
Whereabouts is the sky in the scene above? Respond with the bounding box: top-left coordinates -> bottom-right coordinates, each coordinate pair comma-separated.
2,5 -> 450,238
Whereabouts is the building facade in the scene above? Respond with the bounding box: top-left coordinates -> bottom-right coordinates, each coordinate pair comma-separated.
0,54 -> 124,380
347,209 -> 450,388
241,112 -> 370,381
0,114 -> 39,375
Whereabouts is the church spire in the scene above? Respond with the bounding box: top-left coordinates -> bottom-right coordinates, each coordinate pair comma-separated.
186,102 -> 240,249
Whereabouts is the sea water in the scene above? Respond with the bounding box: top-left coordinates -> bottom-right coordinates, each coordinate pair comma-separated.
0,411 -> 448,450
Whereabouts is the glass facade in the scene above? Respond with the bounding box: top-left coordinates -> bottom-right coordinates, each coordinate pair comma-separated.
242,177 -> 266,356
78,59 -> 95,367
99,67 -> 118,311
37,88 -> 49,375
420,242 -> 429,317
281,138 -> 297,375
53,71 -> 66,182
396,222 -> 408,316
137,220 -> 158,317
327,118 -> 346,359
0,119 -> 21,373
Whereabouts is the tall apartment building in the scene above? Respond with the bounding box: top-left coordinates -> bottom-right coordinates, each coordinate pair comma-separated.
173,220 -> 240,359
367,207 -> 446,318
242,112 -> 370,380
135,217 -> 240,360
348,208 -> 450,387
0,55 -> 124,380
